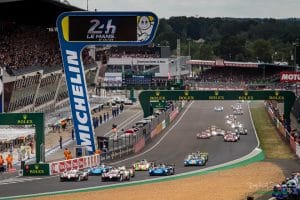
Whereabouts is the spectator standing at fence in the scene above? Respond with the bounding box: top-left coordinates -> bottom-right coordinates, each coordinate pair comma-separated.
94,149 -> 101,155
59,136 -> 63,149
64,148 -> 69,159
9,143 -> 13,155
99,115 -> 102,124
103,114 -> 106,122
0,155 -> 4,173
66,150 -> 72,160
71,128 -> 74,140
6,154 -> 13,170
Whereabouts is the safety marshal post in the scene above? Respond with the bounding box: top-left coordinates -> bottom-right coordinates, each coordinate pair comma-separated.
56,11 -> 159,154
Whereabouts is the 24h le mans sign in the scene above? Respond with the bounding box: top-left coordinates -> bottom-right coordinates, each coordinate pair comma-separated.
57,11 -> 158,154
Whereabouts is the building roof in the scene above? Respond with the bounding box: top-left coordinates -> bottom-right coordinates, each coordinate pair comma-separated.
0,0 -> 83,26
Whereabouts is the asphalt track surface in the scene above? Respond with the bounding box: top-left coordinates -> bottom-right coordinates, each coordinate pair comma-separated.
0,101 -> 258,198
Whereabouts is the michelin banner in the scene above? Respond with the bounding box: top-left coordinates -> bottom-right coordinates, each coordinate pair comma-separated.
0,68 -> 3,113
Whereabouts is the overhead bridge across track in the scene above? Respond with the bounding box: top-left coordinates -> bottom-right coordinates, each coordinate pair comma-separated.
139,90 -> 295,126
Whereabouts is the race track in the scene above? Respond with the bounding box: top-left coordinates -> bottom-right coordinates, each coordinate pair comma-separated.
0,101 -> 258,198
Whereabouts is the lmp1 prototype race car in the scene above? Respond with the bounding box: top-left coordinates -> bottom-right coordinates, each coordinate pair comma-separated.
196,131 -> 211,139
60,169 -> 89,182
184,154 -> 206,166
132,159 -> 155,171
101,166 -> 132,182
149,164 -> 175,176
87,164 -> 113,176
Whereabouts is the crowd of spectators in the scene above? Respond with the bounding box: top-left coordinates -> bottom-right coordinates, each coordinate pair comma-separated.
193,68 -> 282,84
0,23 -> 61,70
96,46 -> 161,59
0,22 -> 96,72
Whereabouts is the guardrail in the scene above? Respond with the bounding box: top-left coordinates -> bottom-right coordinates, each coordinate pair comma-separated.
265,101 -> 300,157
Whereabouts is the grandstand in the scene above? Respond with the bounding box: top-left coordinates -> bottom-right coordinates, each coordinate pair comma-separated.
187,59 -> 294,90
0,0 -> 99,114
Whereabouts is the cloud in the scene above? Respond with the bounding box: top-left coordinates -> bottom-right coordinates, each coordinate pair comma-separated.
68,0 -> 300,18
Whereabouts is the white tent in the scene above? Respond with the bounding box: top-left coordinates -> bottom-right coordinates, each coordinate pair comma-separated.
0,128 -> 35,142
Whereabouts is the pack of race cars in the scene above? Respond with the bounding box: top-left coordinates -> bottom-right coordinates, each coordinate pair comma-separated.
59,102 -> 247,183
59,152 -> 210,182
197,103 -> 248,142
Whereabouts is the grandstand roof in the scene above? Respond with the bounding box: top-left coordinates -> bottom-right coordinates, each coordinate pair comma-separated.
0,0 -> 83,26
187,59 -> 293,69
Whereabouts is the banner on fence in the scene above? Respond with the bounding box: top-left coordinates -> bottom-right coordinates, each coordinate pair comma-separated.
49,154 -> 100,175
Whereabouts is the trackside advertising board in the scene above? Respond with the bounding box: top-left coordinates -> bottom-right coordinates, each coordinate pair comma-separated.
280,71 -> 300,82
56,12 -> 158,154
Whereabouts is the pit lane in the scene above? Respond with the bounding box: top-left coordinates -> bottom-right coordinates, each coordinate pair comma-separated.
0,101 -> 258,198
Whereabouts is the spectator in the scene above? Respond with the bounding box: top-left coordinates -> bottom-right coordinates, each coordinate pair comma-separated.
59,136 -> 63,149
71,128 -> 74,140
66,151 -> 73,160
0,155 -> 4,173
5,154 -> 13,170
64,148 -> 69,160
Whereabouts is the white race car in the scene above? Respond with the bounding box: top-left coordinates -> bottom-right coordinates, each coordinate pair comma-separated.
214,106 -> 224,112
60,169 -> 89,182
233,109 -> 243,115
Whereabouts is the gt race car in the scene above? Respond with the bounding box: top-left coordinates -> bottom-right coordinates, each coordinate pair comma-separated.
224,132 -> 239,142
60,169 -> 89,182
196,131 -> 211,139
149,164 -> 175,176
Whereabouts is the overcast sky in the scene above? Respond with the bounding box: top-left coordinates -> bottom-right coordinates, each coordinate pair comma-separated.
67,0 -> 300,19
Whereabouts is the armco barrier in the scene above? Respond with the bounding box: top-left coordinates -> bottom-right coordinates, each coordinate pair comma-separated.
134,138 -> 145,153
290,136 -> 296,152
49,154 -> 100,175
265,101 -> 300,157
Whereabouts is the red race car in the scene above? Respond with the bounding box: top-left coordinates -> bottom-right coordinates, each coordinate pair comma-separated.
197,131 -> 211,139
223,132 -> 238,142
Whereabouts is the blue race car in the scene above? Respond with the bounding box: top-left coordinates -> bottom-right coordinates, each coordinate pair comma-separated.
149,164 -> 175,176
87,164 -> 113,176
184,154 -> 206,166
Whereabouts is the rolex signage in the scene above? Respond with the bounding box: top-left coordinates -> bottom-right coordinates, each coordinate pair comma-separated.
23,163 -> 50,176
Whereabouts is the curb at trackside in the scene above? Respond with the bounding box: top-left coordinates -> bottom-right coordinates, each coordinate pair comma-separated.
0,148 -> 264,200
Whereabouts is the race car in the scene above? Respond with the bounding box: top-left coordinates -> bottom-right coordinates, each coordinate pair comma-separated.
231,121 -> 243,129
184,154 -> 206,166
132,159 -> 154,171
211,127 -> 225,136
235,127 -> 248,135
233,109 -> 243,115
87,164 -> 113,176
195,152 -> 209,162
149,164 -> 175,176
223,132 -> 239,142
118,166 -> 135,177
226,115 -> 237,125
60,169 -> 89,182
196,131 -> 211,139
214,106 -> 224,112
101,167 -> 131,182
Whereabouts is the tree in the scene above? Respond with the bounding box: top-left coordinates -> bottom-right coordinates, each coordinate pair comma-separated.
251,39 -> 273,63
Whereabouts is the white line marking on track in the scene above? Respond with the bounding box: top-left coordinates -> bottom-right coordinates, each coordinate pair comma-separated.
110,101 -> 194,165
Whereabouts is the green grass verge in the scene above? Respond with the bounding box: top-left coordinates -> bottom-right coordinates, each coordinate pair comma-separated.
250,105 -> 294,159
